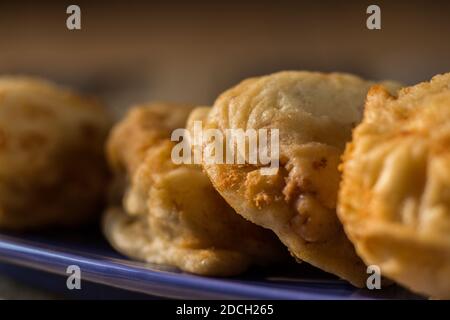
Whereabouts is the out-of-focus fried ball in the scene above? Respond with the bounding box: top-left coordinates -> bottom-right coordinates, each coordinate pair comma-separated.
104,103 -> 287,276
198,71 -> 401,286
0,77 -> 110,229
338,73 -> 450,298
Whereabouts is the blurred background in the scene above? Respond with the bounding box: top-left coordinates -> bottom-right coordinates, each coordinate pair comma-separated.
0,0 -> 449,115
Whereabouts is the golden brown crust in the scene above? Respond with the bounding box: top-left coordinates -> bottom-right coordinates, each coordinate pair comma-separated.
338,73 -> 450,298
104,103 -> 288,276
106,102 -> 193,175
200,71 -> 401,286
0,76 -> 110,229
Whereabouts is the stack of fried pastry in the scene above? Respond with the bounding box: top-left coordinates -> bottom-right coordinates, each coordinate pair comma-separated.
3,72 -> 447,298
104,72 -> 399,285
104,71 -> 449,299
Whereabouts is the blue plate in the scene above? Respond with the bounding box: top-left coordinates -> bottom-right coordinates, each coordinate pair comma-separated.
0,229 -> 422,299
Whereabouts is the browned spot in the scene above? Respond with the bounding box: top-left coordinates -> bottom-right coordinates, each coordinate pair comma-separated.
289,194 -> 339,243
19,132 -> 47,149
312,157 -> 327,170
80,122 -> 99,139
282,177 -> 296,203
244,169 -> 284,208
253,193 -> 271,208
0,129 -> 8,149
397,130 -> 414,137
22,104 -> 55,119
283,175 -> 313,203
215,165 -> 245,190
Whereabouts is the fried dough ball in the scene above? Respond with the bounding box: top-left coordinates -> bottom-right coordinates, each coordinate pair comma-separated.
338,73 -> 450,298
198,71 -> 400,286
104,103 -> 287,276
0,77 -> 110,229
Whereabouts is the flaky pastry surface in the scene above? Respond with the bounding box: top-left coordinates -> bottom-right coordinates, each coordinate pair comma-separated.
104,103 -> 287,276
338,73 -> 450,298
199,71 -> 400,286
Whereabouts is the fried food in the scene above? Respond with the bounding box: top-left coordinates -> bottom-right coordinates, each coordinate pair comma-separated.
104,103 -> 287,276
338,73 -> 450,298
198,71 -> 400,286
0,76 -> 110,229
